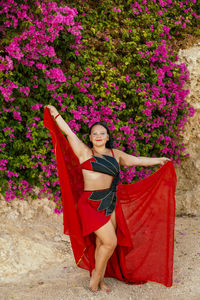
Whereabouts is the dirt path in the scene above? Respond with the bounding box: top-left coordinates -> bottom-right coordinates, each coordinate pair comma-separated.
0,208 -> 200,300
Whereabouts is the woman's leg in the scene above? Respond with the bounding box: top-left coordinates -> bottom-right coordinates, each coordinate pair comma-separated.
95,236 -> 111,292
98,210 -> 117,292
110,209 -> 117,229
89,218 -> 117,292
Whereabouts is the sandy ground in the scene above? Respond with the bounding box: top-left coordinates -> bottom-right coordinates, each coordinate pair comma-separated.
0,213 -> 200,300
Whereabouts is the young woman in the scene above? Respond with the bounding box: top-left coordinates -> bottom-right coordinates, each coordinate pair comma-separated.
44,105 -> 176,293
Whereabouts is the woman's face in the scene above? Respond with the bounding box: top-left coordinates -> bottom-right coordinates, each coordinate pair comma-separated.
89,125 -> 109,147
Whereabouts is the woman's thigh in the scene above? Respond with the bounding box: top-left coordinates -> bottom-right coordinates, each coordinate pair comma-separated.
110,210 -> 117,230
94,219 -> 117,247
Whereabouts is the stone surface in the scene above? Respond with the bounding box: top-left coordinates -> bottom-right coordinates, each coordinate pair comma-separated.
0,201 -> 199,299
0,196 -> 71,283
175,43 -> 200,216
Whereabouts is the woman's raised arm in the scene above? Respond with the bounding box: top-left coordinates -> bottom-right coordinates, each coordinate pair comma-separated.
46,105 -> 89,159
114,149 -> 170,167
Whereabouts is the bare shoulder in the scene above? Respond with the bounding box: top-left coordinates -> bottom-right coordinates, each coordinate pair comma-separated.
112,148 -> 124,161
113,148 -> 124,155
78,145 -> 93,164
113,148 -> 138,167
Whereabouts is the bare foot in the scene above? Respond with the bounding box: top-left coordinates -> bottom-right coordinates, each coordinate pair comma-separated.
99,279 -> 112,293
89,269 -> 100,293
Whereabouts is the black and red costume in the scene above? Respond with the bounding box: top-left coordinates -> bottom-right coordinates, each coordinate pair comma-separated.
44,107 -> 177,287
79,148 -> 120,236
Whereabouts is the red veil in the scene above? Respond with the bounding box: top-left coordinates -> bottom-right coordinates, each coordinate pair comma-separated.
43,107 -> 176,287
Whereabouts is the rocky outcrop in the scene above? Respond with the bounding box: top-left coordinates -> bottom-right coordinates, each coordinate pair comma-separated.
0,197 -> 71,283
175,43 -> 200,215
1,198 -> 200,299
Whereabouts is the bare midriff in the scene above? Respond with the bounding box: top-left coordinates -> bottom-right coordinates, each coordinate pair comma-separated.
82,169 -> 114,191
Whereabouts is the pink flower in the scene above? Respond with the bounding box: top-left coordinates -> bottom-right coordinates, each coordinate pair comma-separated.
46,68 -> 66,82
36,63 -> 47,70
51,58 -> 61,64
162,26 -> 170,35
105,90 -> 111,95
125,75 -> 131,83
0,63 -> 5,71
31,104 -> 43,110
5,56 -> 13,70
146,41 -> 153,47
113,7 -> 121,13
142,109 -> 152,117
19,86 -> 30,96
158,10 -> 164,16
5,41 -> 24,60
188,107 -> 195,117
13,111 -> 22,121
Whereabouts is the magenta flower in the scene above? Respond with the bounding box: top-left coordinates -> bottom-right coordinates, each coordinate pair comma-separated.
46,68 -> 66,82
125,75 -> 131,83
13,111 -> 22,121
162,26 -> 170,35
150,25 -> 154,32
19,86 -> 30,96
36,63 -> 47,70
0,64 -> 5,71
105,90 -> 111,95
113,7 -> 121,13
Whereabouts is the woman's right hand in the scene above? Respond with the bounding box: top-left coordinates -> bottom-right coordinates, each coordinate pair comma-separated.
45,105 -> 59,118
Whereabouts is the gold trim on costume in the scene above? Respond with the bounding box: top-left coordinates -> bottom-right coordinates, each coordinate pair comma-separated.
76,247 -> 87,266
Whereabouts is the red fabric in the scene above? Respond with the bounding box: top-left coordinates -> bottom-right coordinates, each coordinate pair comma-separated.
78,191 -> 111,237
80,156 -> 96,170
43,107 -> 176,287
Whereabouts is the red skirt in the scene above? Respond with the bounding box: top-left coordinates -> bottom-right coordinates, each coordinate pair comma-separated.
77,190 -> 133,246
78,191 -> 111,236
77,189 -> 136,283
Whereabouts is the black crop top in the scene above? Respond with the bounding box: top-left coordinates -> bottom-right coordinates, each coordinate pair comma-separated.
81,149 -> 120,216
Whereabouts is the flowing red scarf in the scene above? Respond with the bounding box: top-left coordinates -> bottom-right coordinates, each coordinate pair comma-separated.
43,107 -> 176,287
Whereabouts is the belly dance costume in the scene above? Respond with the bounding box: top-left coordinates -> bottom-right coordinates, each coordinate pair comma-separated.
78,149 -> 120,236
44,107 -> 177,287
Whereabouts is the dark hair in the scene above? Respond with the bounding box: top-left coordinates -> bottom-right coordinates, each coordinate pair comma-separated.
88,122 -> 113,149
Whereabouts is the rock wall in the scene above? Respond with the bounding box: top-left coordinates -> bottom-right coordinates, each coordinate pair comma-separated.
175,42 -> 200,215
0,196 -> 71,283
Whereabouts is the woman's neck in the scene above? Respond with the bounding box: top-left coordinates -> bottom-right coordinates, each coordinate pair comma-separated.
92,146 -> 108,155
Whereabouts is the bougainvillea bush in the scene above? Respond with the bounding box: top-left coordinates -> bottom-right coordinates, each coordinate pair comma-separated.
0,0 -> 199,212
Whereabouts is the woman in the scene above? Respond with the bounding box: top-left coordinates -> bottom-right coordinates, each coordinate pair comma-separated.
44,105 -> 176,293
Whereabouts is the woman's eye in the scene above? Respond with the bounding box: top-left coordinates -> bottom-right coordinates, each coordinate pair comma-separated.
92,132 -> 106,136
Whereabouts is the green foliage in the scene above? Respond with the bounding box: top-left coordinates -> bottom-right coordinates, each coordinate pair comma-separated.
0,0 -> 199,208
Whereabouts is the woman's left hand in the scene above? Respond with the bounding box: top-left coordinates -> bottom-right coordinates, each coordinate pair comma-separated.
159,157 -> 171,166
